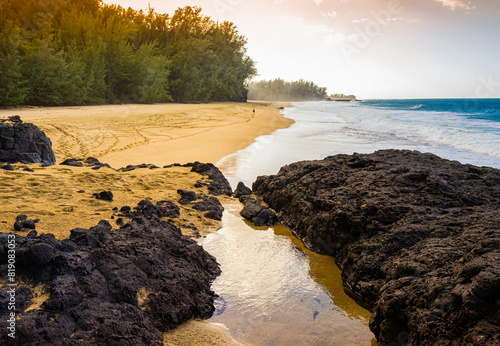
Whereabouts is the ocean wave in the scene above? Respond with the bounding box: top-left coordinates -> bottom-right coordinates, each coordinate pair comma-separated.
409,104 -> 423,109
311,102 -> 500,162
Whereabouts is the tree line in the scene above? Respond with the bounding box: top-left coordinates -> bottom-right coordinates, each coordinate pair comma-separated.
0,0 -> 256,106
247,79 -> 328,101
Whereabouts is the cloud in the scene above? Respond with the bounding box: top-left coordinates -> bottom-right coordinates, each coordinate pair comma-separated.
391,17 -> 422,24
352,18 -> 369,23
322,10 -> 338,18
314,0 -> 322,5
434,0 -> 476,11
324,31 -> 359,46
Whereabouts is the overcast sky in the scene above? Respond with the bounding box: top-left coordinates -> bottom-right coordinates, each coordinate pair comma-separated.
105,0 -> 500,99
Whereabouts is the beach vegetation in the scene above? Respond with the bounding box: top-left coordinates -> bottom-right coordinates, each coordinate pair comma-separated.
248,78 -> 327,101
0,1 -> 255,106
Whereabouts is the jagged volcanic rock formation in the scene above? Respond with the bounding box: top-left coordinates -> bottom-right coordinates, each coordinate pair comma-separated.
0,202 -> 221,345
253,149 -> 500,345
0,116 -> 56,165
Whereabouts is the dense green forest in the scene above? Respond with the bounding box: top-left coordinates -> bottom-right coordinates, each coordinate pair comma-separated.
0,0 -> 256,106
248,79 -> 328,101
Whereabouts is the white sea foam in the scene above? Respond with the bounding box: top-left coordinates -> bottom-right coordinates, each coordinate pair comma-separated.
329,102 -> 500,162
218,101 -> 500,187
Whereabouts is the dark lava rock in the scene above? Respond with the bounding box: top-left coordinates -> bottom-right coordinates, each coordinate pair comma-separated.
84,157 -> 100,166
134,200 -> 180,219
14,214 -> 39,231
0,116 -> 56,165
0,208 -> 221,345
176,190 -> 224,221
0,163 -> 14,171
85,156 -> 112,170
118,163 -> 160,172
233,181 -> 252,198
239,194 -> 276,227
93,191 -> 113,202
177,189 -> 198,205
163,163 -> 183,168
240,202 -> 277,227
115,201 -> 180,221
253,150 -> 500,345
239,195 -> 260,205
188,162 -> 232,196
60,158 -> 84,167
0,285 -> 33,312
120,206 -> 131,214
192,195 -> 224,221
61,157 -> 113,170
194,180 -> 208,188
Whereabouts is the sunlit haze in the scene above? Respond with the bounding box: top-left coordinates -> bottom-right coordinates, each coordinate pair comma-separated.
104,0 -> 500,99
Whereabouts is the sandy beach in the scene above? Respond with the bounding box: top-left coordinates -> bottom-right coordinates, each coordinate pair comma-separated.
0,101 -> 292,345
0,164 -> 225,238
0,102 -> 292,167
0,101 -> 291,238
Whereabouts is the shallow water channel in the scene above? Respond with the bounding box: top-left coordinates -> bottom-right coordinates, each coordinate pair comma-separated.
200,104 -> 385,344
203,200 -> 376,345
196,104 -> 390,345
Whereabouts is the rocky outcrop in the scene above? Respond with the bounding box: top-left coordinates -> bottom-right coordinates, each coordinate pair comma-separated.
93,191 -> 114,202
177,189 -> 199,205
0,116 -> 55,165
118,163 -> 160,172
239,195 -> 277,227
113,200 -> 181,223
14,215 -> 39,232
60,157 -> 113,170
233,181 -> 252,198
0,163 -> 14,171
253,150 -> 500,345
188,162 -> 232,197
60,158 -> 84,167
177,190 -> 224,221
58,159 -> 231,198
192,195 -> 224,221
0,202 -> 221,345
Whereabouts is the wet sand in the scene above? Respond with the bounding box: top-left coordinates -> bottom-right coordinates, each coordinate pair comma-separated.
164,320 -> 242,346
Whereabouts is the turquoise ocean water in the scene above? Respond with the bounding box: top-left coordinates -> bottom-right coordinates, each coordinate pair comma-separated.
218,98 -> 500,186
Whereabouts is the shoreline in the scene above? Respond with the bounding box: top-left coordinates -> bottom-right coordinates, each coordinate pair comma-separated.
0,101 -> 294,167
0,101 -> 295,345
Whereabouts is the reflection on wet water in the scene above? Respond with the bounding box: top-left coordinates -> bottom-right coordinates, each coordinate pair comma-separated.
203,200 -> 377,345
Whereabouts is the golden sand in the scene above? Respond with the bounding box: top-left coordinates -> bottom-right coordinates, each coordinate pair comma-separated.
164,320 -> 242,346
0,101 -> 293,167
0,164 -> 225,238
0,101 -> 291,238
